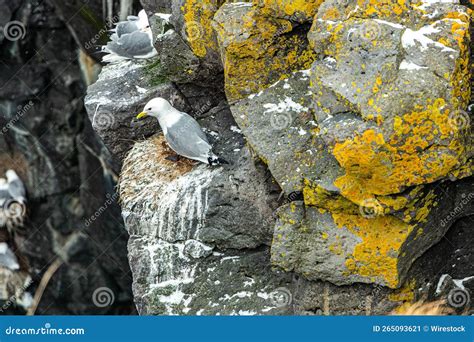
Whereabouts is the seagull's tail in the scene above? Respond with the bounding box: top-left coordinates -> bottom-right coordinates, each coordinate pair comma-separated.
208,155 -> 229,166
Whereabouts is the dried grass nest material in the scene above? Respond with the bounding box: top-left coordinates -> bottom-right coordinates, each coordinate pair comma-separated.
393,301 -> 454,316
119,135 -> 195,205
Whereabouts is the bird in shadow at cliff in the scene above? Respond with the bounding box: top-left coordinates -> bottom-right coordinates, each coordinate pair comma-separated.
101,9 -> 158,63
136,98 -> 229,166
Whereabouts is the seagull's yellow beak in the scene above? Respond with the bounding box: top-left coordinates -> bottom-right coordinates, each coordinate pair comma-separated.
136,111 -> 148,119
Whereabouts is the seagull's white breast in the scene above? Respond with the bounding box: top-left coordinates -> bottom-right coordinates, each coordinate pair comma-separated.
159,109 -> 182,135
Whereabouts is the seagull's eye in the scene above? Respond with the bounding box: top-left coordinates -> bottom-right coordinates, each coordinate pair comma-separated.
147,107 -> 152,110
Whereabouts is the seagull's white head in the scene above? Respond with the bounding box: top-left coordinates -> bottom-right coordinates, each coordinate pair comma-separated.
5,170 -> 19,181
137,9 -> 151,31
137,98 -> 173,120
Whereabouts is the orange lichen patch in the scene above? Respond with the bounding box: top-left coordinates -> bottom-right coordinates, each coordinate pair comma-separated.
214,4 -> 316,101
254,0 -> 324,21
333,99 -> 471,205
332,212 -> 414,288
182,0 -> 224,58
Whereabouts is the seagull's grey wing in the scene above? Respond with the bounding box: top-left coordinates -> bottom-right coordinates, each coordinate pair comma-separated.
115,20 -> 139,37
105,30 -> 154,58
178,112 -> 210,143
0,181 -> 10,201
126,15 -> 139,21
0,190 -> 10,201
164,113 -> 212,162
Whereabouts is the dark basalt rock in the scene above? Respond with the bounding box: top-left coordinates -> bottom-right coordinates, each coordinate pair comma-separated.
0,0 -> 134,315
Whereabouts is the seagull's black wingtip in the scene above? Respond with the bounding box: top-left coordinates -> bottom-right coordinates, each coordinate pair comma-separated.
208,156 -> 230,166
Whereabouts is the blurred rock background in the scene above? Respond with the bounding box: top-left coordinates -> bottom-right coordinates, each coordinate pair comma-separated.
0,0 -> 138,314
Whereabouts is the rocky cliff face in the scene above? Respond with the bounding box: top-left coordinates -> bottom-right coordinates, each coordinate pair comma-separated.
86,0 -> 474,315
0,0 -> 134,314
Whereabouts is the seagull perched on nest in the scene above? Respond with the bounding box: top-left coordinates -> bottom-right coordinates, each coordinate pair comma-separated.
101,9 -> 158,63
136,98 -> 229,166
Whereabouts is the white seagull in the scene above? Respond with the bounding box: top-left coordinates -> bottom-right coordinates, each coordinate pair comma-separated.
136,98 -> 229,166
101,9 -> 158,63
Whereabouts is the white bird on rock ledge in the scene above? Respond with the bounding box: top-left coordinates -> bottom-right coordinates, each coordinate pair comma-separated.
136,98 -> 229,166
101,9 -> 158,63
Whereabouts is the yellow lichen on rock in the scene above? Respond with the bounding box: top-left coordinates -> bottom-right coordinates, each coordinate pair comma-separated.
333,98 -> 471,205
182,0 -> 224,58
447,12 -> 472,108
303,179 -> 359,214
356,0 -> 410,18
388,279 -> 416,304
213,3 -> 316,101
253,0 -> 324,22
332,211 -> 415,288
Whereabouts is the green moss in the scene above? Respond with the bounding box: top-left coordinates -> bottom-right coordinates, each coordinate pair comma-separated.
144,60 -> 169,87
